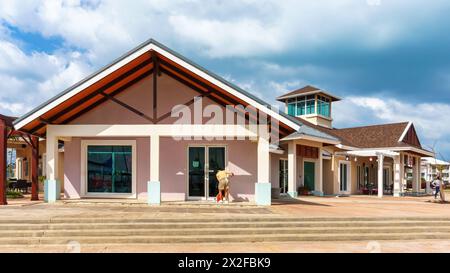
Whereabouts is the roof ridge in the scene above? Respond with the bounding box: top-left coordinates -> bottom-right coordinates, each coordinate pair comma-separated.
337,121 -> 409,131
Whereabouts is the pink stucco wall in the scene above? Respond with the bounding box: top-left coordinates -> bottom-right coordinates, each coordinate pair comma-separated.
62,74 -> 262,201
159,138 -> 257,202
64,136 -> 257,201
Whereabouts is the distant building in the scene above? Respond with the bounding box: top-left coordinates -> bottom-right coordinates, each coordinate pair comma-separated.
421,157 -> 450,183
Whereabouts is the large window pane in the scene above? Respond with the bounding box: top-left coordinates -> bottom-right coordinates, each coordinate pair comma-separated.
114,153 -> 132,193
306,99 -> 315,114
87,145 -> 132,194
88,152 -> 113,193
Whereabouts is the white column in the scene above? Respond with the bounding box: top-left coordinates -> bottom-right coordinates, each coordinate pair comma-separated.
257,136 -> 270,183
287,141 -> 297,197
46,134 -> 58,181
378,154 -> 384,198
45,133 -> 60,203
412,156 -> 421,195
148,134 -> 161,205
393,155 -> 401,197
255,135 -> 271,205
314,148 -> 323,196
150,134 -> 160,181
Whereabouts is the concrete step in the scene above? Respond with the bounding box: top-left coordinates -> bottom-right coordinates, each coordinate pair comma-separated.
2,216 -> 450,224
1,232 -> 450,245
2,220 -> 450,230
0,226 -> 449,238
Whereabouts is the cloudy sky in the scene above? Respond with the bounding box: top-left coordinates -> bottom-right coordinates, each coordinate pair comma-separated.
0,0 -> 449,159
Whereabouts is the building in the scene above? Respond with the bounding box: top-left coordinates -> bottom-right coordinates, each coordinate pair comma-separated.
0,39 -> 434,206
421,157 -> 450,184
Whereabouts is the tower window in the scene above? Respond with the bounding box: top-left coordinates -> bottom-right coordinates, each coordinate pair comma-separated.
317,95 -> 331,117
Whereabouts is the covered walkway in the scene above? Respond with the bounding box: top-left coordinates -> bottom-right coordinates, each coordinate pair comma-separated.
0,114 -> 40,205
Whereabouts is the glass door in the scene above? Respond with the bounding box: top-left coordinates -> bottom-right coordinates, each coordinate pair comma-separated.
340,162 -> 349,192
188,147 -> 206,198
304,162 -> 315,191
279,159 -> 288,194
188,146 -> 226,200
208,147 -> 225,199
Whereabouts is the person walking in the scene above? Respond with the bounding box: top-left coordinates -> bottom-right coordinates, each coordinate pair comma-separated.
432,174 -> 442,200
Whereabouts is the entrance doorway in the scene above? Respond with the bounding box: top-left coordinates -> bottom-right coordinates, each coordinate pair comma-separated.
304,161 -> 315,191
188,146 -> 226,200
279,159 -> 288,194
339,161 -> 350,193
383,167 -> 391,192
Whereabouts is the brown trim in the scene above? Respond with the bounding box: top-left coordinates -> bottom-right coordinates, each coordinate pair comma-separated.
0,119 -> 7,205
29,59 -> 153,134
31,135 -> 39,201
99,91 -> 154,123
62,70 -> 153,125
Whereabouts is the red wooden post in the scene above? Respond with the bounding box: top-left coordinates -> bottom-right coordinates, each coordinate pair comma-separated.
31,135 -> 39,201
0,119 -> 7,205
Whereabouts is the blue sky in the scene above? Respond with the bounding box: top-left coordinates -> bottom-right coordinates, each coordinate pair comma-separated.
0,0 -> 449,159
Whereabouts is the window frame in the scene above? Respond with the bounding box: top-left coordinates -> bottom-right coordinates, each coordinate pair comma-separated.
81,140 -> 137,199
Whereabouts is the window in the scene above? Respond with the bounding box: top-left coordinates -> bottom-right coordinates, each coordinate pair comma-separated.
87,145 -> 132,193
296,100 -> 306,116
286,95 -> 317,116
317,95 -> 331,117
288,103 -> 296,116
340,162 -> 349,192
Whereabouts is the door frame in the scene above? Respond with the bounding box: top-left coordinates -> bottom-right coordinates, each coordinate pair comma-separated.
383,165 -> 392,191
186,144 -> 228,200
279,158 -> 288,194
303,159 -> 316,191
338,160 -> 351,194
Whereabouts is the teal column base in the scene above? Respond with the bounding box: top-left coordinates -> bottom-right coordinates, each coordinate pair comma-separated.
147,181 -> 161,205
287,191 -> 298,198
44,179 -> 60,203
312,191 -> 324,197
255,183 -> 271,206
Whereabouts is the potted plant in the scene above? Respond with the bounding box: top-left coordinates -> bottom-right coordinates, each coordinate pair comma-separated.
297,186 -> 310,196
38,176 -> 46,193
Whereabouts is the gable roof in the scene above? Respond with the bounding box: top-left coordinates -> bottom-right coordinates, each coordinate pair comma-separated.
276,85 -> 341,102
12,39 -> 340,142
294,117 -> 432,156
333,122 -> 412,148
13,39 -> 298,132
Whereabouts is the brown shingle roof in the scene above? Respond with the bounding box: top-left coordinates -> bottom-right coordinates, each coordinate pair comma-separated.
294,117 -> 423,149
277,85 -> 341,101
332,122 -> 411,148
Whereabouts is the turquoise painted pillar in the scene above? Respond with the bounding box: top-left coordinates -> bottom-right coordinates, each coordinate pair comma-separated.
255,183 -> 271,206
147,181 -> 161,205
44,179 -> 60,203
287,191 -> 298,198
312,191 -> 324,197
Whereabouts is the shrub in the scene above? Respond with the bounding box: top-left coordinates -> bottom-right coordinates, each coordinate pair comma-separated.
6,191 -> 24,199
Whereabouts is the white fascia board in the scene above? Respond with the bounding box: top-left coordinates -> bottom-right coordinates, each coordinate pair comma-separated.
398,121 -> 413,142
14,43 -> 155,130
281,133 -> 340,145
15,42 -> 300,132
335,144 -> 358,151
278,90 -> 342,101
149,44 -> 300,131
340,146 -> 434,157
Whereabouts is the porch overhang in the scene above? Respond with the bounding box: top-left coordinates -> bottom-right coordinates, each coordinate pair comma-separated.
342,149 -> 400,158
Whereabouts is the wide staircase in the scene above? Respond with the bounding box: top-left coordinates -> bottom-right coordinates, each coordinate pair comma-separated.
1,216 -> 450,245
